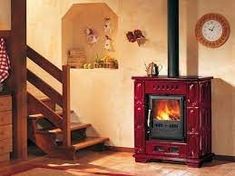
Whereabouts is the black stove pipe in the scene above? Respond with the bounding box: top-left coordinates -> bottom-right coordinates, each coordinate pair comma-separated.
168,0 -> 179,77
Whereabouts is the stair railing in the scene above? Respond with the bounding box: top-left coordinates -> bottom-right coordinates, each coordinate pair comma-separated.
62,65 -> 71,147
26,46 -> 71,147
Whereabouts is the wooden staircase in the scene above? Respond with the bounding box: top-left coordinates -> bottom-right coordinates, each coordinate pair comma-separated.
26,46 -> 108,159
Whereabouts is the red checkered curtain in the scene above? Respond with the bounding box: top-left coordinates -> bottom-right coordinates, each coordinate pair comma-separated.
0,38 -> 10,83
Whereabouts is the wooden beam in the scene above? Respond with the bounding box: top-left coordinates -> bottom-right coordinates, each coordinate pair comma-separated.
26,46 -> 63,83
11,0 -> 27,160
62,65 -> 71,147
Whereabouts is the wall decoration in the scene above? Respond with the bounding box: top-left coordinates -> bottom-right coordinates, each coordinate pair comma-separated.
126,31 -> 136,43
126,29 -> 146,46
85,27 -> 98,45
104,35 -> 113,51
195,13 -> 230,48
134,29 -> 146,46
81,54 -> 118,69
104,17 -> 112,34
67,48 -> 86,68
92,55 -> 118,69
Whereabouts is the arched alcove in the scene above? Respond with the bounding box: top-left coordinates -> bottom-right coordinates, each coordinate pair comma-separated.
62,3 -> 118,69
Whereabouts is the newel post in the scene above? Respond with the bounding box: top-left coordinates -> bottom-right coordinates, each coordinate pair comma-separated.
62,65 -> 71,147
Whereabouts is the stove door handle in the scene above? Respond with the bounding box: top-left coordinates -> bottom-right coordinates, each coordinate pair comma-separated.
147,109 -> 151,128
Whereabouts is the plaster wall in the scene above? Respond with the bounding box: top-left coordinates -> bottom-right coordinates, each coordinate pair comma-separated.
0,0 -> 11,30
27,0 -> 235,156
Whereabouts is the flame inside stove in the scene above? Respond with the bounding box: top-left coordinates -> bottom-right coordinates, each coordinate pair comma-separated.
154,100 -> 180,121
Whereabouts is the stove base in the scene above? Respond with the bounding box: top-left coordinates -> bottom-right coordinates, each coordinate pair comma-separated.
134,153 -> 214,168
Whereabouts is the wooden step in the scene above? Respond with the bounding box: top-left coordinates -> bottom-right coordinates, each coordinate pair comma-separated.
46,122 -> 91,134
28,118 -> 56,153
48,137 -> 109,160
28,113 -> 44,120
28,96 -> 56,115
28,109 -> 74,120
72,137 -> 109,150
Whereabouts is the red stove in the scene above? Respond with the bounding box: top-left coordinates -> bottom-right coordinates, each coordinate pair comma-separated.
132,76 -> 214,167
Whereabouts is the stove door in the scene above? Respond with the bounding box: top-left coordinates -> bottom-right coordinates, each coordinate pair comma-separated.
148,95 -> 185,140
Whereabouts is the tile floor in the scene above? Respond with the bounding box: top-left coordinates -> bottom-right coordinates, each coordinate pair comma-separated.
22,151 -> 235,176
0,151 -> 235,176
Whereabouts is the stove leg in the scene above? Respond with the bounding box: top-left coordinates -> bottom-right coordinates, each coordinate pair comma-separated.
186,162 -> 202,168
135,158 -> 149,163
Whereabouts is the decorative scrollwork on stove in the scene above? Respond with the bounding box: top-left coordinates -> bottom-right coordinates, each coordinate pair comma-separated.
199,82 -> 210,106
134,125 -> 145,154
153,84 -> 179,91
187,135 -> 200,159
135,82 -> 144,101
137,107 -> 142,111
136,82 -> 143,92
134,81 -> 145,154
145,81 -> 186,94
187,83 -> 199,107
187,109 -> 199,134
135,147 -> 144,153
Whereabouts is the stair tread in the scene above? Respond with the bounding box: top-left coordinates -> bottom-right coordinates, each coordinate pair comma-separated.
28,110 -> 74,119
72,137 -> 109,150
47,122 -> 91,133
28,113 -> 44,119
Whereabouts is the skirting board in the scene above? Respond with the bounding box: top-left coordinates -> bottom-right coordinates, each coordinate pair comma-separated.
106,146 -> 134,153
106,146 -> 235,162
215,155 -> 235,162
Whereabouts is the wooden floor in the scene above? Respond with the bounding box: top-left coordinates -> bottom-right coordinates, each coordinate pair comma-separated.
0,150 -> 235,176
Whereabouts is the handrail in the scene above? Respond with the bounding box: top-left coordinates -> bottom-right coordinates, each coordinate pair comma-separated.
26,46 -> 71,148
27,69 -> 63,107
27,92 -> 63,128
26,46 -> 62,83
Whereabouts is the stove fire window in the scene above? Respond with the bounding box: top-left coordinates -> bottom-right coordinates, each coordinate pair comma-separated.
148,95 -> 185,140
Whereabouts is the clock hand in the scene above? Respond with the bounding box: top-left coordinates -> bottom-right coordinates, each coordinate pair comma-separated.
209,25 -> 215,31
211,25 -> 215,31
208,26 -> 213,31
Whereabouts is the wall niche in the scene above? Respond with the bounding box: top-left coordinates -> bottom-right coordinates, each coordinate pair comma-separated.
62,3 -> 118,69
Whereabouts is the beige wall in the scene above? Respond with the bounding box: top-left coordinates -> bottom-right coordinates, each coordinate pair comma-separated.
27,0 -> 235,156
0,0 -> 11,30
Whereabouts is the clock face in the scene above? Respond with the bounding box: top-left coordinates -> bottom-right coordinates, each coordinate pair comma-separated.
202,20 -> 223,41
195,13 -> 230,48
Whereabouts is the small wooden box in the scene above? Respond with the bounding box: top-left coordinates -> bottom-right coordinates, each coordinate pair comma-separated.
0,94 -> 12,162
0,111 -> 12,125
0,138 -> 12,153
0,154 -> 10,162
0,95 -> 12,111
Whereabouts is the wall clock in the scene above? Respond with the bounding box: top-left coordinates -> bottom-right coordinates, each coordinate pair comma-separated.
195,13 -> 230,48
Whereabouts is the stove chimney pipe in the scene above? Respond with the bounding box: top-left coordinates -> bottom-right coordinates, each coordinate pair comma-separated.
168,0 -> 179,77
